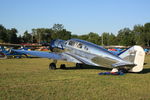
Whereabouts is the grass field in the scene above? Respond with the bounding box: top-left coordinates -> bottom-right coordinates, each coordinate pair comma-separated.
0,56 -> 150,100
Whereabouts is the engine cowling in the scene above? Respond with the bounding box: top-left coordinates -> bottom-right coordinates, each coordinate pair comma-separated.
50,39 -> 66,50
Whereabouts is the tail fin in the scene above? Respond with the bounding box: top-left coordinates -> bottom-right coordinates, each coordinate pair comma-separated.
119,46 -> 145,72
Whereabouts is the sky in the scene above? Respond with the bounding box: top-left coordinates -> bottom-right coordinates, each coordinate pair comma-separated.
0,0 -> 150,35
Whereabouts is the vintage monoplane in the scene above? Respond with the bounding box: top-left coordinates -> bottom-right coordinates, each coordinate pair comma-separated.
12,39 -> 145,73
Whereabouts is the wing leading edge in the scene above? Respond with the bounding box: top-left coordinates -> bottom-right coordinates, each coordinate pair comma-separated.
12,49 -> 62,60
12,49 -> 82,63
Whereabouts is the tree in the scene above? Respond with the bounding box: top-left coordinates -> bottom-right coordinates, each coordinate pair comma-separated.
7,28 -> 18,43
117,28 -> 135,46
32,28 -> 46,43
133,23 -> 150,46
143,23 -> 150,46
23,31 -> 32,43
0,25 -> 7,43
17,35 -> 23,43
108,33 -> 117,45
101,32 -> 110,46
51,24 -> 71,40
133,25 -> 144,45
78,34 -> 89,41
56,29 -> 71,40
52,24 -> 64,32
44,28 -> 53,42
87,32 -> 100,45
71,34 -> 78,38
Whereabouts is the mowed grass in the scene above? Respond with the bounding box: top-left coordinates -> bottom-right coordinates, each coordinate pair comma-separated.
0,56 -> 150,100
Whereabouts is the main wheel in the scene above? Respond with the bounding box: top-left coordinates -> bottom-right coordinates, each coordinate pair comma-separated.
60,64 -> 66,69
49,63 -> 56,70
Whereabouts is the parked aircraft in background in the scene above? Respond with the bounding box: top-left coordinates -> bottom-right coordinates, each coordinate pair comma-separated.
12,39 -> 145,73
0,43 -> 42,59
0,45 -> 29,59
107,48 -> 124,55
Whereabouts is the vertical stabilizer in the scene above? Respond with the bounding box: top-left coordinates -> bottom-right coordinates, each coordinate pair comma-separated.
119,46 -> 145,72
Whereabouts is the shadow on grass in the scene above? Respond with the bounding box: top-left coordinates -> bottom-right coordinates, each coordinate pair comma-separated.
60,65 -> 111,71
59,65 -> 150,74
139,68 -> 150,74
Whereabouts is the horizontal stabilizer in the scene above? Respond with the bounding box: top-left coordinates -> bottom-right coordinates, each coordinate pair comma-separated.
119,46 -> 145,72
112,62 -> 136,67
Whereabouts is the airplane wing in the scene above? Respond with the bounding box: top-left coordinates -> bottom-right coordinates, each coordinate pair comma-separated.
12,49 -> 82,63
12,49 -> 62,60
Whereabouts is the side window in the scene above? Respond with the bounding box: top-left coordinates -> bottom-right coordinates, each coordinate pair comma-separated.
77,43 -> 83,49
84,46 -> 88,50
68,41 -> 75,46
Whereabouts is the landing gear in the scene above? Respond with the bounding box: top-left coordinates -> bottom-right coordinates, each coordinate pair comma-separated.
49,60 -> 67,70
49,63 -> 56,70
60,64 -> 66,69
49,60 -> 57,70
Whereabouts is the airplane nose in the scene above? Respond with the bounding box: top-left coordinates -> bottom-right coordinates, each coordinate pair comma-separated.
50,39 -> 65,50
50,40 -> 56,48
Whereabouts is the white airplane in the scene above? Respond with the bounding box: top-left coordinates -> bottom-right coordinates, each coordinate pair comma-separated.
12,39 -> 145,73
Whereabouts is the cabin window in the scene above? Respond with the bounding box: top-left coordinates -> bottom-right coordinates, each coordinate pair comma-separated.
84,46 -> 88,50
68,41 -> 75,46
77,43 -> 83,48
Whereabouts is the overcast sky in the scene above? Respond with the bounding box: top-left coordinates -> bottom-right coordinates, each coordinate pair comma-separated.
0,0 -> 150,35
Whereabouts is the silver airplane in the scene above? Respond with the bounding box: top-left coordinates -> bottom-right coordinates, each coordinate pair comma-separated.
12,39 -> 145,73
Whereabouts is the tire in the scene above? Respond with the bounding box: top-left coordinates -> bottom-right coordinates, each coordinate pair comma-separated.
49,63 -> 56,70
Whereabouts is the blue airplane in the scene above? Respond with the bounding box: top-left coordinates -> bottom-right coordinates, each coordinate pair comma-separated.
12,39 -> 145,73
0,46 -> 30,59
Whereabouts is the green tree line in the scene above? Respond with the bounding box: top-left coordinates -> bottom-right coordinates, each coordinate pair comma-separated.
0,23 -> 150,46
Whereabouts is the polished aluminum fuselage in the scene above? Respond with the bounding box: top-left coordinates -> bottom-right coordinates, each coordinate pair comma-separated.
62,39 -> 125,67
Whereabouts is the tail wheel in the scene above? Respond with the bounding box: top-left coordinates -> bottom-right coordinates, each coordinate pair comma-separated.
49,63 -> 56,70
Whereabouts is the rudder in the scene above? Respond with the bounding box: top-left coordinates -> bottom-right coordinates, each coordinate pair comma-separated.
119,46 -> 145,72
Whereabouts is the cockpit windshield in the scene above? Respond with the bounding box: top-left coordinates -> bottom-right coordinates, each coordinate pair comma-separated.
67,40 -> 88,51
